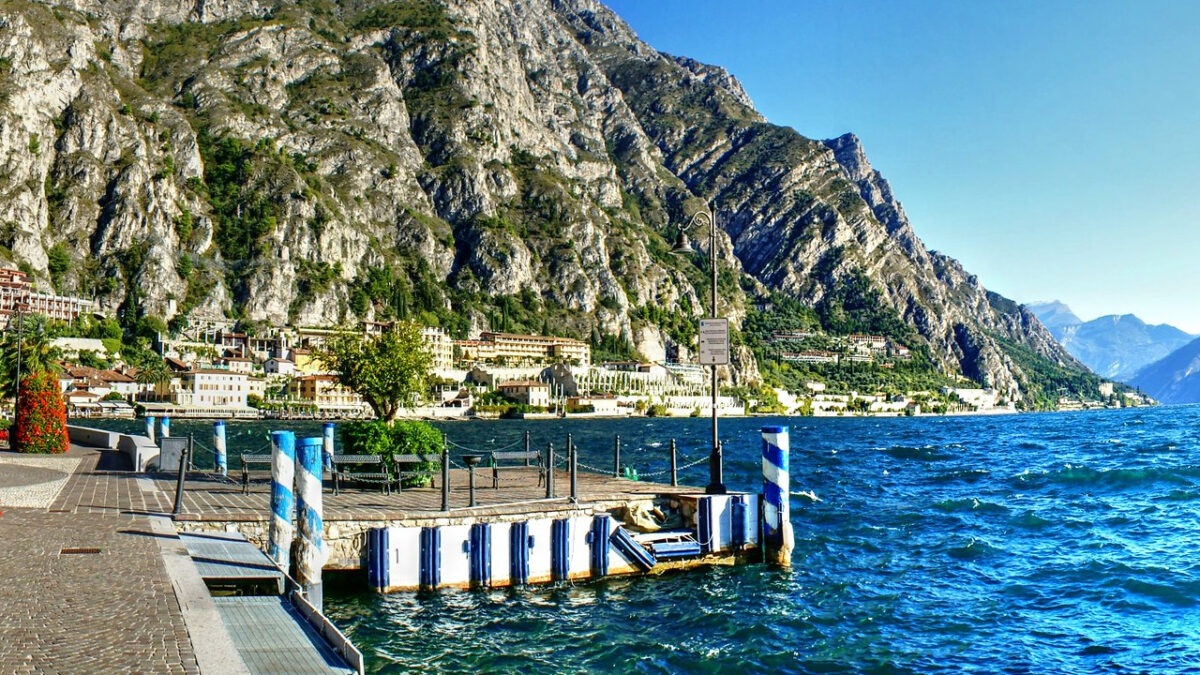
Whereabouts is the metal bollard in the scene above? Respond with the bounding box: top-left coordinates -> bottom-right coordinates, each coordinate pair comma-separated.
441,440 -> 450,512
524,430 -> 531,466
322,423 -> 335,471
172,439 -> 190,516
761,426 -> 794,567
546,442 -> 555,499
613,434 -> 621,477
295,436 -> 326,611
145,415 -> 156,443
269,431 -> 296,572
670,439 -> 678,487
569,437 -> 578,503
213,421 -> 227,476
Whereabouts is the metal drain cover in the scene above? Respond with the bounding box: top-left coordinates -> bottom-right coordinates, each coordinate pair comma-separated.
60,548 -> 101,555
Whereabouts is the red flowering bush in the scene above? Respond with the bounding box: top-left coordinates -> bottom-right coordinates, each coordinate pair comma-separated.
15,370 -> 68,454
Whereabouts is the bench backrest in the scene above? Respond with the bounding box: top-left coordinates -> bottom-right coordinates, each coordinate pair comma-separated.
491,450 -> 539,462
333,454 -> 382,465
394,454 -> 442,465
240,454 -> 273,466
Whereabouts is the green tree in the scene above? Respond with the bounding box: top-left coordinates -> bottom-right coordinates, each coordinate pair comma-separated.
318,320 -> 432,423
0,319 -> 62,400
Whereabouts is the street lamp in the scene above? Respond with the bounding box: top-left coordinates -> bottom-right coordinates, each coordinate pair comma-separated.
672,203 -> 727,495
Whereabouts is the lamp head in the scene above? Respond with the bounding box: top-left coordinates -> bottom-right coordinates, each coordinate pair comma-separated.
671,230 -> 697,256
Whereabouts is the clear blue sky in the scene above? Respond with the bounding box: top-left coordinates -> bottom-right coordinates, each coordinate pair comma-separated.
604,0 -> 1200,333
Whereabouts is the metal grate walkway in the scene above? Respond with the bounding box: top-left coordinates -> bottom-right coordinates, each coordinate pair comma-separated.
213,596 -> 357,675
179,531 -> 285,593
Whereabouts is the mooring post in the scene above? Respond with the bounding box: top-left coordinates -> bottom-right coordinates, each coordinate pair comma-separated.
322,422 -> 335,471
524,430 -> 531,466
296,436 -> 326,611
160,415 -> 170,439
569,435 -> 578,504
441,439 -> 451,511
546,442 -> 555,499
188,433 -> 195,470
172,439 -> 188,516
213,421 -> 227,476
670,439 -> 678,487
268,430 -> 296,573
761,426 -> 794,567
613,434 -> 621,477
145,415 -> 156,443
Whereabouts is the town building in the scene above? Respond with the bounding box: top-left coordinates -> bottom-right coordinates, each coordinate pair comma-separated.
496,380 -> 551,407
456,332 -> 591,366
264,358 -> 296,376
287,375 -> 368,414
0,267 -> 98,324
422,326 -> 454,372
783,350 -> 839,364
157,369 -> 251,408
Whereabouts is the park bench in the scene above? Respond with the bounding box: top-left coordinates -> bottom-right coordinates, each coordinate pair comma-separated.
490,449 -> 545,489
332,454 -> 390,495
392,454 -> 443,491
240,454 -> 273,495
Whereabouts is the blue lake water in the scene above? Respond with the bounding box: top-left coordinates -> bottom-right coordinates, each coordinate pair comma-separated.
85,406 -> 1200,672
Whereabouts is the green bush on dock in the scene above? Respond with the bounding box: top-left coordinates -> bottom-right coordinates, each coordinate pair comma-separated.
340,420 -> 442,487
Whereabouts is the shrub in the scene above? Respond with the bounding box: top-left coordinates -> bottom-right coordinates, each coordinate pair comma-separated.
15,371 -> 68,454
340,420 -> 443,487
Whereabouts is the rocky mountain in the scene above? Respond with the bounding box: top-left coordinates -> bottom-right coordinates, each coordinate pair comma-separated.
0,0 -> 1093,402
1028,303 -> 1194,381
1131,337 -> 1200,404
1027,301 -> 1081,334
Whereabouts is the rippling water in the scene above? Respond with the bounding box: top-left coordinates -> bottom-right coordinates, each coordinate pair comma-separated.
85,406 -> 1200,672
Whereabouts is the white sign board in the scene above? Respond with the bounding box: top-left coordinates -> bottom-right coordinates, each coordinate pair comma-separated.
698,318 -> 730,366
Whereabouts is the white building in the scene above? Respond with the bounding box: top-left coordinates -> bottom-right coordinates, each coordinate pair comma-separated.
158,369 -> 251,407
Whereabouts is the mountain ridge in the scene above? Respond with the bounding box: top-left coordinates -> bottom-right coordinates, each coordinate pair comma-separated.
1028,302 -> 1194,381
0,0 -> 1095,405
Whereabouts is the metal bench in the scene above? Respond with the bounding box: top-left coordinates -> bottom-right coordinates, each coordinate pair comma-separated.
393,454 -> 442,491
332,454 -> 390,495
490,449 -> 545,489
240,453 -> 273,495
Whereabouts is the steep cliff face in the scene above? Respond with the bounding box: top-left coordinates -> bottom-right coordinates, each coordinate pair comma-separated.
0,0 -> 1088,397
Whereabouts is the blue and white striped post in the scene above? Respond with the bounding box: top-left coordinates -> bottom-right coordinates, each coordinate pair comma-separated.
296,436 -> 326,611
322,423 -> 335,471
145,416 -> 156,443
268,430 -> 296,572
160,416 -> 171,439
761,426 -> 794,567
213,421 -> 228,476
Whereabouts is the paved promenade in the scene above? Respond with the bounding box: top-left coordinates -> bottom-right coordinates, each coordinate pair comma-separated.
0,447 -> 211,674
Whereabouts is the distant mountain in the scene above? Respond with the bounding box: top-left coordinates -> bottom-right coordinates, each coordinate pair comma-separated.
1028,303 -> 1195,381
1027,301 -> 1082,334
1131,337 -> 1200,404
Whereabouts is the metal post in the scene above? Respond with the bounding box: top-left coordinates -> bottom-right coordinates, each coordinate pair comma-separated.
296,436 -> 326,610
569,436 -> 578,504
524,430 -> 531,466
160,415 -> 171,439
13,310 -> 22,433
546,442 -> 555,499
613,434 -> 621,477
707,204 -> 726,495
145,415 -> 156,443
213,421 -> 227,475
322,422 -> 335,471
671,439 -> 678,487
172,441 -> 188,516
440,440 -> 450,511
188,433 -> 194,470
762,426 -> 794,567
269,430 -> 296,572
468,462 -> 477,507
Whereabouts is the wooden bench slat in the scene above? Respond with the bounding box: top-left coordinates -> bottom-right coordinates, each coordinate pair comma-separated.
334,454 -> 381,464
492,451 -> 539,460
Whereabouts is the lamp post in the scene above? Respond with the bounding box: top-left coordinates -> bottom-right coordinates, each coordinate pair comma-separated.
673,203 -> 727,495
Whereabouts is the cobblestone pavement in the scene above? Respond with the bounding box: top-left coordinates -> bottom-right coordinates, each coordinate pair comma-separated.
0,452 -> 81,508
0,509 -> 200,674
0,447 -> 202,674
